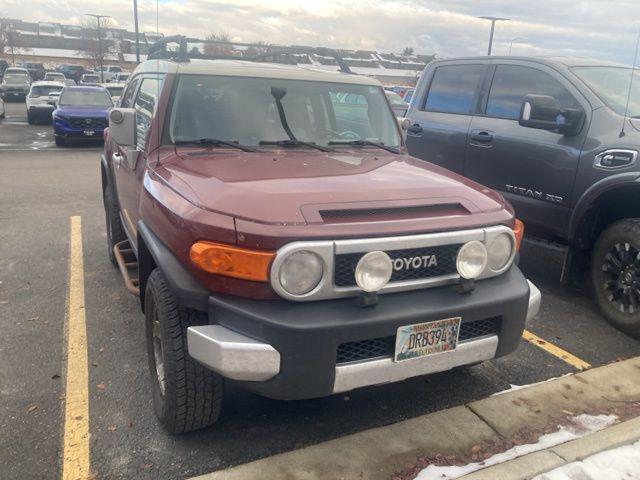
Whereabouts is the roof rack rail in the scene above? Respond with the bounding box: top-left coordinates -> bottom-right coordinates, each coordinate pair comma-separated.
146,35 -> 354,74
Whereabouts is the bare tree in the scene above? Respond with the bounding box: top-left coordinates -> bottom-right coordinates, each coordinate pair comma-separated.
402,47 -> 414,57
243,40 -> 272,58
203,32 -> 235,56
76,18 -> 119,68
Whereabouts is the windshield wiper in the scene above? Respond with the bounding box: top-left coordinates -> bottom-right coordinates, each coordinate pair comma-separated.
267,86 -> 332,153
328,140 -> 400,154
259,139 -> 332,152
174,138 -> 259,152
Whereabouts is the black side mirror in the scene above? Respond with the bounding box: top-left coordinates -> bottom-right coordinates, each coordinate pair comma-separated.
519,94 -> 584,136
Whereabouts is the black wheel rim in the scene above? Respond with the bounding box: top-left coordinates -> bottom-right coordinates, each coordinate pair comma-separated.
602,241 -> 640,313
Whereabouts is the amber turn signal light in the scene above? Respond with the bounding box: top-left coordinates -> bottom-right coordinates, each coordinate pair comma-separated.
190,241 -> 275,282
512,219 -> 524,251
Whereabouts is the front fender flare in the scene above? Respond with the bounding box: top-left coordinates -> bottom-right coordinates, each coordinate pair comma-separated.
568,172 -> 640,244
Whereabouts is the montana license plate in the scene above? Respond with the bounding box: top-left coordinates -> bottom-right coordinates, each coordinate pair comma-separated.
394,317 -> 461,362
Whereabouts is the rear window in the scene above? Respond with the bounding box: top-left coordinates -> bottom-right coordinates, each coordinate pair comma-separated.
84,75 -> 99,82
425,64 -> 485,114
386,91 -> 408,106
59,89 -> 112,107
30,85 -> 63,97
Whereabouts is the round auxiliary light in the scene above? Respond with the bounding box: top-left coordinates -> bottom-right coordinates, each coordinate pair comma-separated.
278,250 -> 324,296
487,233 -> 514,272
355,251 -> 393,292
456,241 -> 488,279
109,109 -> 124,124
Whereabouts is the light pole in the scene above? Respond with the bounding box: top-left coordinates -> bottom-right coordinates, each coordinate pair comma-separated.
133,0 -> 140,63
8,23 -> 15,65
478,16 -> 509,55
508,38 -> 527,55
85,14 -> 111,82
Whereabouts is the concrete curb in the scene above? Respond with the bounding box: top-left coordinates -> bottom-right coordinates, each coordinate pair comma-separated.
460,416 -> 640,480
189,357 -> 640,480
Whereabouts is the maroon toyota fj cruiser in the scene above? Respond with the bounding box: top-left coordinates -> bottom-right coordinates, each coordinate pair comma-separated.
102,47 -> 540,433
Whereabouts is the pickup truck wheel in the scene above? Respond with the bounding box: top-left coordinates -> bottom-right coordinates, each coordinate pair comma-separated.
144,269 -> 223,433
103,188 -> 126,266
591,219 -> 640,337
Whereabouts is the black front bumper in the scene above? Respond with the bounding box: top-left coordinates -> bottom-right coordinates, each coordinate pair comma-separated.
206,268 -> 529,399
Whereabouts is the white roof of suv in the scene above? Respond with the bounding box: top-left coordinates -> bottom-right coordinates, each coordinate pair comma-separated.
133,59 -> 381,86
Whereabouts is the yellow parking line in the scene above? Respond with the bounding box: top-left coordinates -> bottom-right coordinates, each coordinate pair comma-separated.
523,329 -> 591,371
62,216 -> 90,480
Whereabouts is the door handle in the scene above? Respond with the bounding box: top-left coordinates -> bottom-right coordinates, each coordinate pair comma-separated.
407,124 -> 423,135
112,151 -> 124,166
470,130 -> 494,143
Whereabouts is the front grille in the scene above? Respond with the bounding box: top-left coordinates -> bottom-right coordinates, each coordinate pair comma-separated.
334,244 -> 462,287
336,317 -> 501,364
68,117 -> 107,129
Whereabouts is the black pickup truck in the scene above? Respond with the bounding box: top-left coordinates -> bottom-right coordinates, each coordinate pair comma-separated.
406,56 -> 640,337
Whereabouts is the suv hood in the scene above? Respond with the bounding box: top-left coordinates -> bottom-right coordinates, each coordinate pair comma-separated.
154,147 -> 507,227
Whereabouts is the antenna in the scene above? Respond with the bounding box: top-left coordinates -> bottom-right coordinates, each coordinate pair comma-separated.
620,26 -> 640,138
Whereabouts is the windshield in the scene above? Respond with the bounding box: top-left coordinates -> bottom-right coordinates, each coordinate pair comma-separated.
83,75 -> 99,82
572,66 -> 640,117
3,75 -> 28,84
30,85 -> 63,97
386,91 -> 408,106
59,89 -> 112,107
45,73 -> 64,80
169,75 -> 401,148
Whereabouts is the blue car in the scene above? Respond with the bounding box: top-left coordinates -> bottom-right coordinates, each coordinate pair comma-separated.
53,86 -> 113,146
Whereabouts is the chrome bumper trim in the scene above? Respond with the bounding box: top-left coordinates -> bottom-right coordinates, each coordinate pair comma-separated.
332,335 -> 499,394
187,325 -> 280,381
526,280 -> 541,322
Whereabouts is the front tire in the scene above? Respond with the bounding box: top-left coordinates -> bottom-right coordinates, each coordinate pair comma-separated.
145,269 -> 223,434
54,135 -> 66,147
591,219 -> 640,337
27,111 -> 34,124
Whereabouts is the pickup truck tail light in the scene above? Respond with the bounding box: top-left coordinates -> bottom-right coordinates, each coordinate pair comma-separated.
190,241 -> 274,282
512,219 -> 524,251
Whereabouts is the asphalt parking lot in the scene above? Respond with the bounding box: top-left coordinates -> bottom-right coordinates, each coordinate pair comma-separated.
1,99 -> 639,480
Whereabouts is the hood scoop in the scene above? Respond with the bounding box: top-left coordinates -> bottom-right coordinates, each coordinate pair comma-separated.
318,203 -> 470,224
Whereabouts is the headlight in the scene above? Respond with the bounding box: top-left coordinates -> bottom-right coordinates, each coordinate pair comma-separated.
456,241 -> 488,279
278,250 -> 323,296
355,251 -> 393,292
487,233 -> 514,271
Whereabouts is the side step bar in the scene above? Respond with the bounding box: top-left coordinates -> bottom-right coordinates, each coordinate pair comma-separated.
113,240 -> 140,296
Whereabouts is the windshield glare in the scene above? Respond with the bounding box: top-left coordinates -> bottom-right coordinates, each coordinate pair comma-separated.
572,66 -> 640,117
169,75 -> 401,148
59,90 -> 112,107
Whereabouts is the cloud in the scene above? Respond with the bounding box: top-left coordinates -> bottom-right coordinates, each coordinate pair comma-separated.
3,0 -> 639,63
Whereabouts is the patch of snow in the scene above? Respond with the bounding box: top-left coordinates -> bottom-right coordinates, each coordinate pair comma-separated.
533,439 -> 640,480
415,414 -> 618,480
491,374 -> 573,396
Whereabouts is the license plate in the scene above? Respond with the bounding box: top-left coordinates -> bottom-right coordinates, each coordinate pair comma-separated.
394,317 -> 461,362
83,130 -> 95,136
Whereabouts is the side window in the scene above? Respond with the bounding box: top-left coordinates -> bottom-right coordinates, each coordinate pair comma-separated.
134,77 -> 163,150
486,65 -> 580,120
119,76 -> 140,108
424,64 -> 485,114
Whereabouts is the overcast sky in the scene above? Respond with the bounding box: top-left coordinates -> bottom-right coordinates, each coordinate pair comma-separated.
3,0 -> 640,63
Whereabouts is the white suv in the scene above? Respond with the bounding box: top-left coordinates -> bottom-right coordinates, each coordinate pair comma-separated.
26,81 -> 65,124
97,65 -> 123,82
